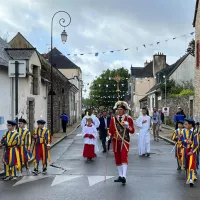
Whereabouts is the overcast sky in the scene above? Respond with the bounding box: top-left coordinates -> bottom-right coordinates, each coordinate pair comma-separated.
0,0 -> 196,97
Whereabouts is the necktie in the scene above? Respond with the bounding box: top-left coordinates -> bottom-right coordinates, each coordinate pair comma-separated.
119,117 -> 122,122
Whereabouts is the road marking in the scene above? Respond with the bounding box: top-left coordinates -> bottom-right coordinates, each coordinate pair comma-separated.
88,176 -> 114,186
13,175 -> 51,187
51,175 -> 82,186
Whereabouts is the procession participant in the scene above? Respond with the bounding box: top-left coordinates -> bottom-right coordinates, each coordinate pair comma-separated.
17,118 -> 32,176
32,120 -> 51,175
136,107 -> 151,157
195,122 -> 200,170
171,120 -> 184,170
109,101 -> 135,185
180,118 -> 198,187
82,116 -> 98,162
0,120 -> 21,181
99,111 -> 111,153
81,108 -> 100,129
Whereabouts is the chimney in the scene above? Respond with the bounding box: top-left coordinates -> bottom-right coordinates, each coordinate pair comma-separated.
153,52 -> 166,77
144,60 -> 149,67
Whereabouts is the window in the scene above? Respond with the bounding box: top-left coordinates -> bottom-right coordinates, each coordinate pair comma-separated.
32,65 -> 39,95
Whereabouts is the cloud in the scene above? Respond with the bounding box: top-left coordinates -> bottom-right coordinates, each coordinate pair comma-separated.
0,0 -> 196,98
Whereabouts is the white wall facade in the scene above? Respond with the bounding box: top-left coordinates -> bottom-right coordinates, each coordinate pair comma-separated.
132,77 -> 155,117
169,54 -> 195,85
0,51 -> 48,136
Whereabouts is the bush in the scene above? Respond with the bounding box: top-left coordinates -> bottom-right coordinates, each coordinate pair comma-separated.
168,89 -> 194,98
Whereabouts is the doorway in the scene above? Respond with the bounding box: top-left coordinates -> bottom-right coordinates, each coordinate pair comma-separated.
28,99 -> 35,133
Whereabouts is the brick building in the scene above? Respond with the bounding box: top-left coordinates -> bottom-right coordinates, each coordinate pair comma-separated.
193,0 -> 200,121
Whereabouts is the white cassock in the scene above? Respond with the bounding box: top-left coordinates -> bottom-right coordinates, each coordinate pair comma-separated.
81,115 -> 100,129
82,125 -> 99,156
136,115 -> 151,155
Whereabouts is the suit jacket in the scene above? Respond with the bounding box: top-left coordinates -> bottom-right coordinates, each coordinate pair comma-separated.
99,117 -> 111,136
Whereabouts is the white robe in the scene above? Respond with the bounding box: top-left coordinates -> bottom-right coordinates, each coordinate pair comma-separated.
82,125 -> 99,153
136,115 -> 151,155
81,115 -> 100,129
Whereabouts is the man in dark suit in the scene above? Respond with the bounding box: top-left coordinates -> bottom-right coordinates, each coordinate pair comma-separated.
99,111 -> 111,153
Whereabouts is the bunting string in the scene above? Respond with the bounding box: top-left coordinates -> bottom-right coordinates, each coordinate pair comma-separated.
49,31 -> 194,57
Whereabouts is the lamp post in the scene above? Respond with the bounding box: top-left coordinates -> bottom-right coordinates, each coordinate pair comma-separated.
50,11 -> 71,136
113,74 -> 121,101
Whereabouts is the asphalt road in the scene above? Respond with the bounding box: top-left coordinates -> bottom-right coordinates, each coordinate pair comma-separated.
0,127 -> 200,200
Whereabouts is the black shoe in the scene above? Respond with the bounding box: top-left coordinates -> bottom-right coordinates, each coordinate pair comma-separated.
147,153 -> 150,157
42,168 -> 47,174
102,150 -> 107,153
142,154 -> 146,157
177,166 -> 181,170
114,176 -> 123,182
121,177 -> 126,184
32,169 -> 39,175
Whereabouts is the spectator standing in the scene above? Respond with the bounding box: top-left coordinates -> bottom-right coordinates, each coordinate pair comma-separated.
158,109 -> 164,131
174,107 -> 186,129
60,113 -> 69,133
152,107 -> 160,142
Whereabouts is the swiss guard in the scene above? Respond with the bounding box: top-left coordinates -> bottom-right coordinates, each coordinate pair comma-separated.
32,120 -> 51,175
18,118 -> 32,176
109,101 -> 135,184
0,120 -> 21,181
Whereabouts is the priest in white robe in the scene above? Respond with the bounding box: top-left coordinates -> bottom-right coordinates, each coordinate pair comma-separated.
136,107 -> 151,157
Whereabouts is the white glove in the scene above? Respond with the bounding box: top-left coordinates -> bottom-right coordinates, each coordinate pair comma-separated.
47,144 -> 51,147
124,121 -> 129,129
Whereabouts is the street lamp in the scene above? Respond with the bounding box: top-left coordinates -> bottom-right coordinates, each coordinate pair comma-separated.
50,11 -> 71,136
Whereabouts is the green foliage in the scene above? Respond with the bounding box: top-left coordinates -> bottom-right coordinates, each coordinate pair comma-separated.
160,79 -> 194,98
88,67 -> 130,108
168,89 -> 194,98
186,39 -> 195,56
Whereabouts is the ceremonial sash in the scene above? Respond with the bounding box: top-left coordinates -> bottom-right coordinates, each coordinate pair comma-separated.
114,116 -> 130,143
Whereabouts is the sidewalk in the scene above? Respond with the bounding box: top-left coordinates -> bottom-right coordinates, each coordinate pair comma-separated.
0,121 -> 80,173
159,125 -> 175,145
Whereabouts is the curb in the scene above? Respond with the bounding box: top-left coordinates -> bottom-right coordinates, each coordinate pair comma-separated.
0,123 -> 80,176
159,135 -> 175,145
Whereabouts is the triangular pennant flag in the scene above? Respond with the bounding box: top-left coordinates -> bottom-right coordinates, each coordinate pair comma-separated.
191,32 -> 195,35
173,37 -> 176,40
157,42 -> 160,45
124,48 -> 129,51
110,51 -> 114,53
95,53 -> 99,56
143,45 -> 146,48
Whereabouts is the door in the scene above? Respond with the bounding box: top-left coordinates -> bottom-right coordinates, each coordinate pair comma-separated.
28,100 -> 35,133
190,100 -> 193,118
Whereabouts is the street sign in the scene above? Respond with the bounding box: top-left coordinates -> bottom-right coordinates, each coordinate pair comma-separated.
162,107 -> 169,116
8,60 -> 26,77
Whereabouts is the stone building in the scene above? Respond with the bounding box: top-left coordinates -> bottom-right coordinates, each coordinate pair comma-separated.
7,32 -> 78,133
140,53 -> 195,118
45,48 -> 82,124
130,53 -> 167,117
193,0 -> 200,121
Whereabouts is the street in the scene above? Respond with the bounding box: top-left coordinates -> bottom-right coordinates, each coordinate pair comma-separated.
0,127 -> 200,200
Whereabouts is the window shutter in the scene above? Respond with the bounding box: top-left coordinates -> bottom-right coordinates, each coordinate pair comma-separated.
197,40 -> 200,69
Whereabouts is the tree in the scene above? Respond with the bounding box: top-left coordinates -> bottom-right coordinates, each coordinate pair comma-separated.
186,39 -> 195,56
89,67 -> 130,109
